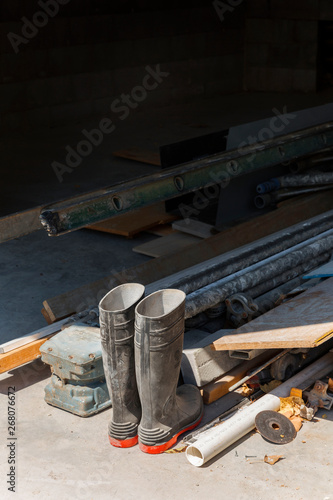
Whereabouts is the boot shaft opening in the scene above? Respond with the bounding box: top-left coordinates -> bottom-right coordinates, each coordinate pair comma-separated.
135,289 -> 186,319
99,283 -> 145,313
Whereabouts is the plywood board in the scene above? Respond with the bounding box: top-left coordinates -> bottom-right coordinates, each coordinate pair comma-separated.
303,260 -> 333,279
213,278 -> 333,351
132,232 -> 201,257
113,148 -> 161,166
172,219 -> 217,239
0,334 -> 56,374
86,203 -> 176,237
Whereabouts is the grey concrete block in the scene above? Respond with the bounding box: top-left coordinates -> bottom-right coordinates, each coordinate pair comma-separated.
270,0 -> 319,19
271,19 -> 295,44
298,43 -> 318,69
269,44 -> 301,68
205,75 -> 243,95
268,67 -> 293,92
320,0 -> 333,19
181,329 -> 241,387
246,0 -> 271,18
293,68 -> 317,91
91,71 -> 115,100
0,81 -> 27,112
26,79 -> 49,109
26,106 -> 50,129
72,73 -> 92,102
46,76 -> 73,106
246,19 -> 273,43
244,66 -> 269,91
246,43 -> 269,66
294,20 -> 318,42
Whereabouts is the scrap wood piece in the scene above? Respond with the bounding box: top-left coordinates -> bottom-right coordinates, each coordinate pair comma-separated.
112,148 -> 161,166
132,232 -> 201,257
264,455 -> 284,465
0,205 -> 42,243
213,278 -> 333,351
0,334 -> 56,374
43,191 -> 333,323
0,318 -> 68,354
201,350 -> 281,405
172,219 -> 218,239
86,203 -> 177,238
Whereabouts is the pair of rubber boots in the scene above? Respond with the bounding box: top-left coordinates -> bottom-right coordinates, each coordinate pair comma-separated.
99,283 -> 203,454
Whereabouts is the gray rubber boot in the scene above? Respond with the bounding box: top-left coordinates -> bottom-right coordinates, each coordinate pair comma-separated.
99,283 -> 145,448
134,289 -> 203,454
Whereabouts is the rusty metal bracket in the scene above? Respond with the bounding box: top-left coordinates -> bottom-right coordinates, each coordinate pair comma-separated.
305,380 -> 333,410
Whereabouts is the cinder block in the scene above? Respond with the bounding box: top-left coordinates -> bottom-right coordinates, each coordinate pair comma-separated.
270,0 -> 319,19
246,0 -> 271,18
245,66 -> 269,91
294,20 -> 318,42
246,19 -> 273,43
293,68 -> 317,91
320,0 -> 333,20
268,67 -> 293,91
298,43 -> 318,69
246,43 -> 269,66
72,73 -> 92,102
26,79 -> 49,108
269,44 -> 300,68
0,81 -> 27,112
26,105 -> 50,128
271,19 -> 295,44
46,75 -> 73,106
91,71 -> 115,99
181,330 -> 242,387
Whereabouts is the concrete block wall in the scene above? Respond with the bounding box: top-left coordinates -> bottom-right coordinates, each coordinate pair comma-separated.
244,0 -> 332,92
0,0 -> 245,132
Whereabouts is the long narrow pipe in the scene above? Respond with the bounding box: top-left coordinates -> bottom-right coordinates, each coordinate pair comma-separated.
255,186 -> 333,209
185,351 -> 333,466
257,171 -> 333,194
185,229 -> 333,318
149,209 -> 333,296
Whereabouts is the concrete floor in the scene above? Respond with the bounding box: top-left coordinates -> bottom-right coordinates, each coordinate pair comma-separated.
1,91 -> 333,498
0,359 -> 332,500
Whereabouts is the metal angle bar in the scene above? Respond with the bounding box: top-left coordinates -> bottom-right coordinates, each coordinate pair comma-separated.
40,122 -> 333,235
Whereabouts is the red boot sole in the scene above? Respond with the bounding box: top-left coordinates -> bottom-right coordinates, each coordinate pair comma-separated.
138,415 -> 203,454
109,435 -> 138,448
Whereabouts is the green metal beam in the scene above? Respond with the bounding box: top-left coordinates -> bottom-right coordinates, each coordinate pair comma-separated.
40,122 -> 333,236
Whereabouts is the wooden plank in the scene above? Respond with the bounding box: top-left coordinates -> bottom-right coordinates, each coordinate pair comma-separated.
172,219 -> 217,239
303,260 -> 333,279
0,318 -> 68,354
213,278 -> 333,351
41,308 -> 53,324
113,148 -> 161,166
86,203 -> 176,238
201,350 -> 280,404
0,334 -> 56,374
132,232 -> 201,257
147,224 -> 175,236
43,191 -> 333,322
0,206 -> 42,243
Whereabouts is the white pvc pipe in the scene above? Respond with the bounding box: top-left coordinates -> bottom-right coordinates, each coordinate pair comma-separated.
186,351 -> 333,467
186,394 -> 280,467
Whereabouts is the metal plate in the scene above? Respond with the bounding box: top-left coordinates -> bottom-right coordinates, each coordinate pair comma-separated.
255,410 -> 296,444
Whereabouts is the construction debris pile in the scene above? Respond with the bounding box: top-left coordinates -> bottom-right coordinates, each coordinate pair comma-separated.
1,107 -> 333,470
